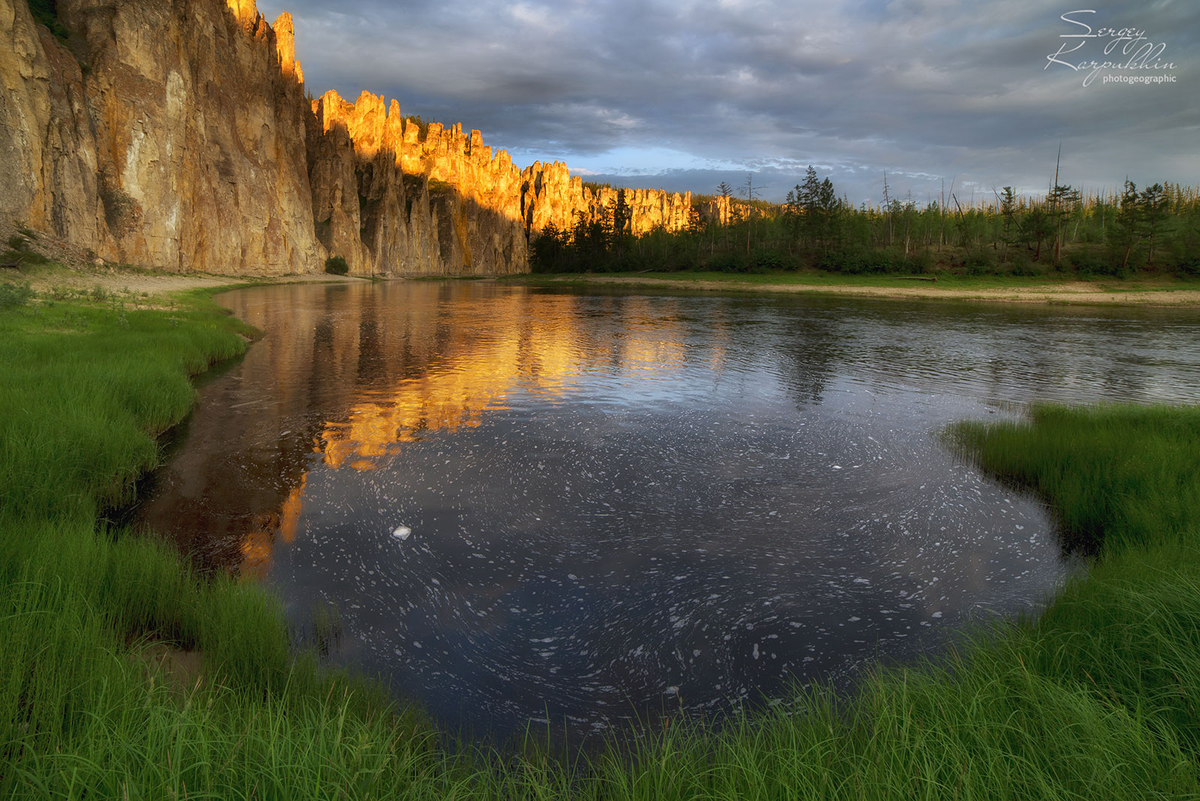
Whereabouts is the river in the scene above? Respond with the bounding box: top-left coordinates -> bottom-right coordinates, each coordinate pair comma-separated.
132,281 -> 1200,741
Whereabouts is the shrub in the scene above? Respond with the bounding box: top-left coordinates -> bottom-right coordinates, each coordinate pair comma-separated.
1066,247 -> 1123,277
706,251 -> 747,273
666,251 -> 702,272
963,249 -> 1000,276
324,256 -> 349,276
0,282 -> 35,309
1166,231 -> 1200,276
819,248 -> 924,275
752,249 -> 788,272
1008,254 -> 1049,277
2,241 -> 50,266
907,249 -> 933,273
1176,252 -> 1200,277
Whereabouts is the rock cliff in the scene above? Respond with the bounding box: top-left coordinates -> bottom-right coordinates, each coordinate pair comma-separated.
307,90 -> 528,276
1,0 -> 322,274
0,0 -> 705,275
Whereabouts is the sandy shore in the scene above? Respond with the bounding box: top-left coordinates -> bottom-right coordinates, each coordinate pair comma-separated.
520,275 -> 1200,306
8,264 -> 1200,307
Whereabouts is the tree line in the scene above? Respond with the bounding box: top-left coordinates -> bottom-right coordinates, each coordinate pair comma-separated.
530,169 -> 1200,277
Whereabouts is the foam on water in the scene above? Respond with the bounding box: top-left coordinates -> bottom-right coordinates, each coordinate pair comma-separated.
135,283 -> 1200,741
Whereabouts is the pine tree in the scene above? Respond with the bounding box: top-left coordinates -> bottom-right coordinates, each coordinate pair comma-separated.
1138,183 -> 1169,269
717,182 -> 733,249
998,187 -> 1018,263
1047,183 -> 1080,269
608,189 -> 633,262
1109,180 -> 1140,270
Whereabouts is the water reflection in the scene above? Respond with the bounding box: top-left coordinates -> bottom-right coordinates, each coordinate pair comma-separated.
135,283 -> 1200,741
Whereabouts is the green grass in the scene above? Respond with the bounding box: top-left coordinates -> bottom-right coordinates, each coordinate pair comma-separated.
4,275 -> 1200,797
951,405 -> 1200,556
948,405 -> 1200,754
0,287 -> 463,798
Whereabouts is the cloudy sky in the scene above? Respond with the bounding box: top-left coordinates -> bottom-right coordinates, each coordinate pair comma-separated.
257,0 -> 1198,204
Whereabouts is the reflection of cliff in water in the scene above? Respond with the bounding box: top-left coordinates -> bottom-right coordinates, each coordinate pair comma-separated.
135,284 -> 1200,584
137,283 -> 706,577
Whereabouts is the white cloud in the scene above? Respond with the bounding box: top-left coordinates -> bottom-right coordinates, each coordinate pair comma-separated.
508,3 -> 557,32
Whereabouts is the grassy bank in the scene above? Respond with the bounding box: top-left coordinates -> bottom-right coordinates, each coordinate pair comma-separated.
0,288 -> 458,797
520,269 -> 1194,290
4,276 -> 1199,797
511,270 -> 1200,305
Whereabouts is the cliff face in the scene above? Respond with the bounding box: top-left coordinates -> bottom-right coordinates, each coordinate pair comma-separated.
0,0 -> 702,276
307,90 -> 529,276
0,0 -> 101,253
520,162 -> 700,237
1,0 -> 322,274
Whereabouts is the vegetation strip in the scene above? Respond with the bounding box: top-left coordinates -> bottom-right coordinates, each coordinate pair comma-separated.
2,274 -> 1198,797
530,171 -> 1199,280
512,270 -> 1200,306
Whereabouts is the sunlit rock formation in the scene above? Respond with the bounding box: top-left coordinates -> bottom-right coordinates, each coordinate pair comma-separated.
0,0 -> 709,275
308,90 -> 529,275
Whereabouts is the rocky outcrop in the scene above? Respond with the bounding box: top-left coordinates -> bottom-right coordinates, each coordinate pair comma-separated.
307,90 -> 528,276
520,163 -> 702,237
0,0 -> 103,253
305,88 -> 720,275
695,195 -> 736,227
272,11 -> 303,84
0,0 -> 707,276
1,0 -> 323,274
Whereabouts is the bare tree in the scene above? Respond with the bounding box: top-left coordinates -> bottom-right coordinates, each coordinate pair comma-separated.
742,174 -> 763,262
881,172 -> 893,246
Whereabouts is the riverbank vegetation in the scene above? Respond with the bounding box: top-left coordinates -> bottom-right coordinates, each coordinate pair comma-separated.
532,171 -> 1200,280
3,272 -> 1199,797
0,285 -> 448,797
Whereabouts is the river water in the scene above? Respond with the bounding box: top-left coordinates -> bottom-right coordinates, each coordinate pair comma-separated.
133,281 -> 1200,741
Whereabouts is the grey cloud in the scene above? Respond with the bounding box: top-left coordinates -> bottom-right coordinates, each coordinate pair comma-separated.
259,0 -> 1199,203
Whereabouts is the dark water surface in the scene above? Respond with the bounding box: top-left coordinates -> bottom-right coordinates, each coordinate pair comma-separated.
136,282 -> 1200,741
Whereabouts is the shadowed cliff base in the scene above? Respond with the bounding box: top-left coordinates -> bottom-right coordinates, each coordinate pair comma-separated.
306,111 -> 527,277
